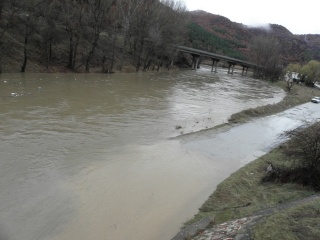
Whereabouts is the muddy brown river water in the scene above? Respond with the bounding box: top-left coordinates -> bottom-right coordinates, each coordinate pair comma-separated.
0,68 -> 285,240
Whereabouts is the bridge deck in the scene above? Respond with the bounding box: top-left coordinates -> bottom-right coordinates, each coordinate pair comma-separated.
177,46 -> 255,67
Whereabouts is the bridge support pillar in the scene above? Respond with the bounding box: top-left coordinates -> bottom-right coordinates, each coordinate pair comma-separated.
211,58 -> 220,73
227,62 -> 236,75
191,54 -> 200,70
241,66 -> 249,76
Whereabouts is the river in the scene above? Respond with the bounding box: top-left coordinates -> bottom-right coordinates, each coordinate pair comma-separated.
0,67 -> 285,240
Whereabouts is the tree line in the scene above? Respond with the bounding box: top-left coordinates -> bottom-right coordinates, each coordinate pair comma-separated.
0,0 -> 187,73
286,60 -> 320,87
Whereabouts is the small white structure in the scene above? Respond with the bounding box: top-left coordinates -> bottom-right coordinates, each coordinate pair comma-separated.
285,72 -> 300,81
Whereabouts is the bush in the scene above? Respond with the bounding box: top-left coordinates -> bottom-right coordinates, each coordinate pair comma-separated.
263,122 -> 320,190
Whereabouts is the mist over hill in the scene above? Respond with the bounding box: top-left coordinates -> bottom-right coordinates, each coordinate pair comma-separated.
186,10 -> 320,64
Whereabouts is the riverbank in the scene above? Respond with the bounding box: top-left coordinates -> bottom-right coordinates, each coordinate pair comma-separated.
177,80 -> 315,138
229,80 -> 317,123
177,82 -> 320,239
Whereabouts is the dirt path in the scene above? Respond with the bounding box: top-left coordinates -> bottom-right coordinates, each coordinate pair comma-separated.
173,194 -> 320,240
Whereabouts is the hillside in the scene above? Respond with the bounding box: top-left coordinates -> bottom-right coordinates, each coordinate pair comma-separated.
2,3 -> 320,74
186,10 -> 320,64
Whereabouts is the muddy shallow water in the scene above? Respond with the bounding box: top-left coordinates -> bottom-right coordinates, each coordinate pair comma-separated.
0,68 -> 285,240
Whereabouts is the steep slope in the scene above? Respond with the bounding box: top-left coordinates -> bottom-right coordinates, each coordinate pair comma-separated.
187,10 -> 250,60
187,10 -> 320,63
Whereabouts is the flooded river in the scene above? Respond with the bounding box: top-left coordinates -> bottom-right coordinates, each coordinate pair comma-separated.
0,68 -> 284,240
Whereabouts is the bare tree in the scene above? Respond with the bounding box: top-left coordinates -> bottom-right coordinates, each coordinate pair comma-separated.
0,0 -> 7,73
154,0 -> 187,70
263,122 -> 320,190
130,0 -> 157,71
58,0 -> 87,70
285,78 -> 294,92
84,0 -> 114,72
19,13 -> 33,72
0,0 -> 187,72
281,122 -> 320,189
36,0 -> 62,69
250,36 -> 283,81
129,0 -> 187,71
0,0 -> 20,73
116,0 -> 144,70
18,0 -> 45,72
284,63 -> 302,92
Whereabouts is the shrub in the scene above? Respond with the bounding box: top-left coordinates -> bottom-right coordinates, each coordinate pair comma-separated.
263,122 -> 320,190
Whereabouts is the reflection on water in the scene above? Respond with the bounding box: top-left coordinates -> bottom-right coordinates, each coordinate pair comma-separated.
0,68 -> 284,240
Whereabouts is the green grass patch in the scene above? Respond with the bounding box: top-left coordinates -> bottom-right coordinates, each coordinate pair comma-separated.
253,200 -> 320,239
184,147 -> 315,227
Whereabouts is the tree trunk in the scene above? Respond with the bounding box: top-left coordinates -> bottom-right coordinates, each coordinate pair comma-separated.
49,41 -> 52,61
85,35 -> 99,72
72,37 -> 80,70
119,33 -> 128,71
143,51 -> 152,71
157,56 -> 162,71
110,28 -> 117,72
72,48 -> 77,70
46,41 -> 52,69
135,38 -> 144,72
68,36 -> 74,69
102,55 -> 106,72
0,42 -> 2,74
20,34 -> 28,72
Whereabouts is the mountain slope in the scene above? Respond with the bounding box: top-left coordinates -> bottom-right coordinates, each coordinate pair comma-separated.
186,10 -> 320,64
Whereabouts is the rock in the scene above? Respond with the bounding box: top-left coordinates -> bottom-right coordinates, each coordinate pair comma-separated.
171,217 -> 212,240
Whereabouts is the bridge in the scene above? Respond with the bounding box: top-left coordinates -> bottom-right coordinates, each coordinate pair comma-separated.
177,46 -> 255,76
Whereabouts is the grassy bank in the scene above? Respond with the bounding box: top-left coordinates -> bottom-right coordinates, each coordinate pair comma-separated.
184,81 -> 320,239
253,198 -> 320,239
186,146 -> 320,239
185,146 -> 315,223
229,81 -> 317,123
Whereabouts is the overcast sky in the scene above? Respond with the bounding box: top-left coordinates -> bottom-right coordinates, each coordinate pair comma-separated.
183,0 -> 320,35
